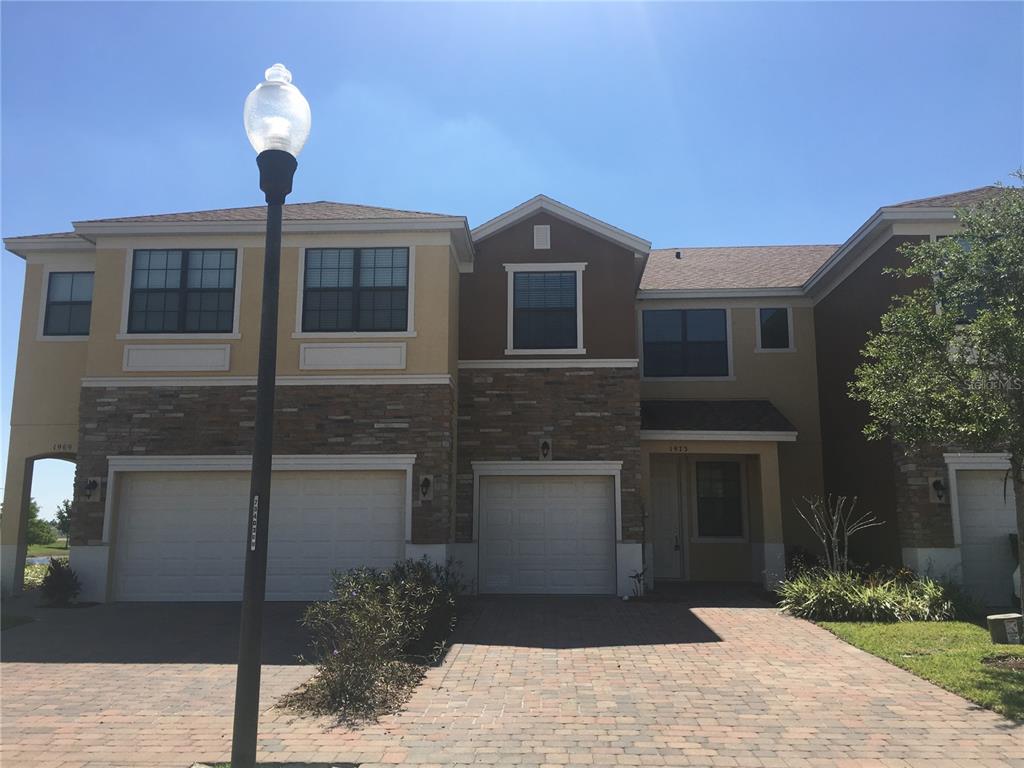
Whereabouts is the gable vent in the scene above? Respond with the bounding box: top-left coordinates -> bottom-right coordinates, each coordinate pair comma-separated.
533,224 -> 551,250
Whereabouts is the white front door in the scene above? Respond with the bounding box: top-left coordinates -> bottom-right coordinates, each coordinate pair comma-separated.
478,475 -> 616,594
958,469 -> 1017,607
114,469 -> 406,601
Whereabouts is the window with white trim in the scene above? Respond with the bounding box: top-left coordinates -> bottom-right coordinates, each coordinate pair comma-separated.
505,263 -> 585,353
127,250 -> 236,334
757,307 -> 791,350
44,271 -> 93,336
302,247 -> 409,332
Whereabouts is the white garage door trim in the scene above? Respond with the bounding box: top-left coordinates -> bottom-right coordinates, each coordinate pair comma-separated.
472,461 -> 623,594
944,452 -> 1011,547
102,454 -> 417,545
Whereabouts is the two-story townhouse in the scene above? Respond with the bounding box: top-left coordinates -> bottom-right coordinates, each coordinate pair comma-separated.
4,186 -> 1016,606
2,202 -> 473,602
454,196 -> 648,596
636,246 -> 832,586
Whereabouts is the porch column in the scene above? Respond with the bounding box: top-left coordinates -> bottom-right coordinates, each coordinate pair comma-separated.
758,444 -> 785,588
1,453 -> 33,595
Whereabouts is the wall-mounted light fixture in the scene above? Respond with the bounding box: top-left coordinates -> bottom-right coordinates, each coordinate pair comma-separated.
78,478 -> 99,500
419,474 -> 434,502
539,437 -> 553,461
930,477 -> 947,503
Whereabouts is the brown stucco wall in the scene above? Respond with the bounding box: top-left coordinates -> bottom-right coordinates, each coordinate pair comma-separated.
455,367 -> 642,542
74,384 -> 455,545
460,211 -> 639,360
813,234 -> 933,563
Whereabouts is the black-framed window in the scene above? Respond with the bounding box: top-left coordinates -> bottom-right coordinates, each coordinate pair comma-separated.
695,461 -> 744,538
127,250 -> 236,333
642,309 -> 728,377
758,308 -> 791,350
44,271 -> 93,336
302,247 -> 408,332
512,270 -> 578,350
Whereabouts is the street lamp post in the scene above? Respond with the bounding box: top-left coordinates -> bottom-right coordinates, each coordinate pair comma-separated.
232,63 -> 311,768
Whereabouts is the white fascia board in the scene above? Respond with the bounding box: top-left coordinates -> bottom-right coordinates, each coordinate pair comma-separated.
942,452 -> 1011,470
803,207 -> 958,300
472,460 -> 623,475
107,454 -> 417,473
637,287 -> 806,300
640,429 -> 798,442
472,194 -> 651,254
5,237 -> 96,258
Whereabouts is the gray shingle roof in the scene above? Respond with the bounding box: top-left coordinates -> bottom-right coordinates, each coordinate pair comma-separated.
640,245 -> 837,292
885,186 -> 1003,209
77,200 -> 454,224
641,400 -> 796,433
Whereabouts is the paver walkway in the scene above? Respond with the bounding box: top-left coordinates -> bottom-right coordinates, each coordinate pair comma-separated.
1,590 -> 1022,767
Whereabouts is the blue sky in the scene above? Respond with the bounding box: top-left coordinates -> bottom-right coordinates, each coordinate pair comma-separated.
2,1 -> 1022,519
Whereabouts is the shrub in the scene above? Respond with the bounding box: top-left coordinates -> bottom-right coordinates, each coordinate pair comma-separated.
26,517 -> 57,546
40,557 -> 81,606
22,563 -> 48,590
778,567 -> 957,622
283,558 -> 462,722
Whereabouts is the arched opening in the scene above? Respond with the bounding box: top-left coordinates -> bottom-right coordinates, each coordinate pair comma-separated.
12,454 -> 76,593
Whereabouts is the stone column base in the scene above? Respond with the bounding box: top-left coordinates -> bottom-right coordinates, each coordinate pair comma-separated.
70,545 -> 111,603
901,546 -> 963,582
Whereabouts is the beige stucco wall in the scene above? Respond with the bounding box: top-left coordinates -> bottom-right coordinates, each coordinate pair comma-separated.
639,299 -> 823,554
79,232 -> 456,378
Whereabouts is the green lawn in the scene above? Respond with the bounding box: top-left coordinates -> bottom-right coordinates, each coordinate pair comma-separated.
821,620 -> 1024,720
27,540 -> 69,558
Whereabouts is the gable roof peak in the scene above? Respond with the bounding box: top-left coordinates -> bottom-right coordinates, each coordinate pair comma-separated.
472,194 -> 651,254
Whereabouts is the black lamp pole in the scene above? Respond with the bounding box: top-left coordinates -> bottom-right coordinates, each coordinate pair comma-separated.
230,148 -> 297,768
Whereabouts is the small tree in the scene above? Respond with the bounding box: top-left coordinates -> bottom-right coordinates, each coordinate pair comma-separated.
851,175 -> 1024,612
54,499 -> 72,547
794,495 -> 883,572
25,498 -> 56,546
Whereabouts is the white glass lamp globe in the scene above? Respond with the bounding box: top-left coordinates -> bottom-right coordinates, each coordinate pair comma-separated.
243,63 -> 311,157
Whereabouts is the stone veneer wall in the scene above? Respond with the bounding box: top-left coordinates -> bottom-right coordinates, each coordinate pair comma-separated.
892,441 -> 955,548
74,384 -> 455,545
456,367 -> 642,542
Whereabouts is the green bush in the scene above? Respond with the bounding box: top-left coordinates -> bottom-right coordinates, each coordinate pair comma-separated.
777,567 -> 957,622
283,558 -> 462,722
40,557 -> 81,606
26,517 -> 56,546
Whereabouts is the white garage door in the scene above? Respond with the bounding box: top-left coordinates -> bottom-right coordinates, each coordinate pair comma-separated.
115,470 -> 405,601
479,475 -> 616,594
958,469 -> 1017,607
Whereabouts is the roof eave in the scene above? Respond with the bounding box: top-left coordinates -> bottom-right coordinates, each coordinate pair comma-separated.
3,236 -> 95,259
637,286 -> 807,300
802,206 -> 959,299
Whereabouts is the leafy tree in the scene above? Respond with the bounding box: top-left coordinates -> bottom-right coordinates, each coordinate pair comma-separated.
26,498 -> 56,546
54,499 -> 72,546
851,175 -> 1024,612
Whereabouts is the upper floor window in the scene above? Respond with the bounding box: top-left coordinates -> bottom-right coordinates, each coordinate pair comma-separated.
757,307 -> 792,350
127,250 -> 237,334
506,263 -> 585,353
642,308 -> 729,377
302,247 -> 409,333
44,271 -> 93,336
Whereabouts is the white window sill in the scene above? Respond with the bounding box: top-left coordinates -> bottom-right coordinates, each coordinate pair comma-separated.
37,335 -> 89,342
292,330 -> 416,339
754,347 -> 796,353
504,348 -> 587,356
117,333 -> 240,341
692,537 -> 748,544
641,375 -> 735,382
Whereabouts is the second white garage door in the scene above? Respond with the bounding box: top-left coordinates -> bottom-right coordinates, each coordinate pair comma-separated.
478,475 -> 616,594
114,470 -> 405,601
958,469 -> 1018,607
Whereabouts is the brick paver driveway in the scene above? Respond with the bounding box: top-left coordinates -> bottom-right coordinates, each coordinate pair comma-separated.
2,589 -> 1021,767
